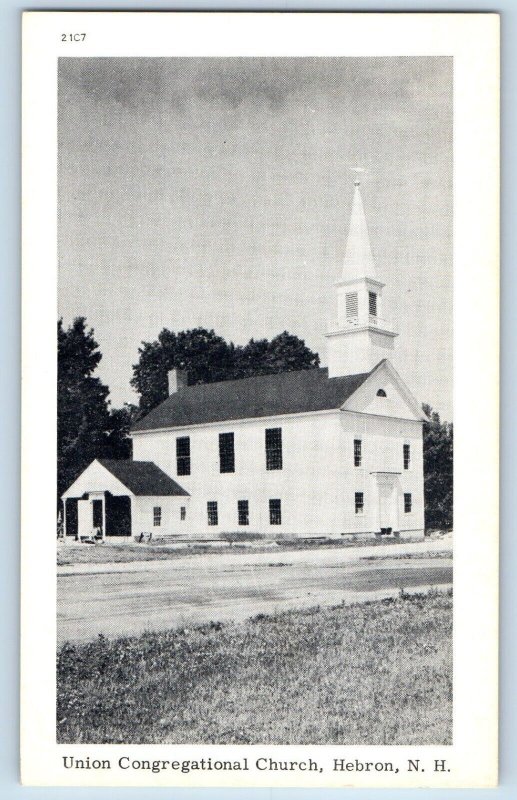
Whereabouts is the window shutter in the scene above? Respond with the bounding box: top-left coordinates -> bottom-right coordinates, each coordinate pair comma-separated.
368,291 -> 377,316
345,292 -> 358,319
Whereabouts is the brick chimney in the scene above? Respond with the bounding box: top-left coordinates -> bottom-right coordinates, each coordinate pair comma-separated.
168,369 -> 188,395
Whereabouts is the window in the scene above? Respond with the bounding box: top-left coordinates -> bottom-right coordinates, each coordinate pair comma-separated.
376,388 -> 387,397
238,500 -> 249,526
369,291 -> 378,317
207,501 -> 218,526
404,493 -> 412,513
345,292 -> 358,319
180,506 -> 186,521
403,443 -> 411,470
265,427 -> 283,470
176,436 -> 191,476
355,492 -> 364,514
269,499 -> 282,525
219,432 -> 235,473
153,506 -> 162,526
354,438 -> 362,467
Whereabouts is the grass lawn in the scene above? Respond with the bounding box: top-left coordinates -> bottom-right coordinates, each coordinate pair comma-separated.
57,543 -> 220,566
57,590 -> 452,745
360,550 -> 451,562
57,534 -> 433,566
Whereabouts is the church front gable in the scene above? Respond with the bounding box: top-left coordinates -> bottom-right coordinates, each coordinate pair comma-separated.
341,360 -> 424,422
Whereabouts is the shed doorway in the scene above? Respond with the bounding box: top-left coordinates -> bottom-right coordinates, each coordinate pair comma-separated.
65,493 -> 132,539
92,499 -> 103,530
77,494 -> 105,540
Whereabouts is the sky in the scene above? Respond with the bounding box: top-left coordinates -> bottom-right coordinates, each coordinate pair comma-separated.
58,57 -> 453,420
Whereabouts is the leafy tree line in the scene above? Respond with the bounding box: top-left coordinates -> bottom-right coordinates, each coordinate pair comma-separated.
131,327 -> 320,414
422,404 -> 453,531
57,318 -> 453,531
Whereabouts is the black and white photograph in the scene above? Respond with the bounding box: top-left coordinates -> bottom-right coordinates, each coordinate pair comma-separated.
20,11 -> 499,789
56,53 -> 453,747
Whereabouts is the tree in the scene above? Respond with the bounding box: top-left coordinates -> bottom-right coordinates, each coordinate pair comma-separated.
104,404 -> 137,461
58,318 -> 111,499
234,331 -> 320,379
422,403 -> 453,530
131,327 -> 320,414
130,328 -> 236,415
58,318 -> 135,500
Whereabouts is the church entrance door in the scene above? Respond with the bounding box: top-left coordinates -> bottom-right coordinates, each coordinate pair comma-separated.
376,473 -> 400,534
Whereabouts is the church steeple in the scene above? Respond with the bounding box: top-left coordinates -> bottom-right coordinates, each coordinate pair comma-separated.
341,179 -> 376,282
325,177 -> 398,377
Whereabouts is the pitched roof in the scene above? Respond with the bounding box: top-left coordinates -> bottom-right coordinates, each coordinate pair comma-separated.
98,460 -> 189,496
131,367 -> 371,433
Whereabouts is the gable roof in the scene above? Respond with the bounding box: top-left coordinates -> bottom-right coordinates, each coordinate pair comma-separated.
98,460 -> 189,496
131,367 -> 371,433
341,359 -> 426,421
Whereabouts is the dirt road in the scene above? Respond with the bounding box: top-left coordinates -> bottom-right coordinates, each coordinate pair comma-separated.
57,538 -> 452,644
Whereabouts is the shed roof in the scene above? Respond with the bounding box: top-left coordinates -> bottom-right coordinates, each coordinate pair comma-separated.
131,366 -> 373,433
98,460 -> 189,496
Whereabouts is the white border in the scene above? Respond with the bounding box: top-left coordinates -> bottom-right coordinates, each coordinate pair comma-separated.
21,11 -> 499,788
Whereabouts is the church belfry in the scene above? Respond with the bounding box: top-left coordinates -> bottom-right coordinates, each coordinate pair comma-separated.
325,178 -> 398,377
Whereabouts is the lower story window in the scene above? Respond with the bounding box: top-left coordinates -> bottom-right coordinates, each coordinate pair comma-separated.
269,498 -> 282,525
180,506 -> 186,521
153,506 -> 162,526
207,501 -> 218,526
404,493 -> 412,513
355,492 -> 364,514
238,500 -> 249,526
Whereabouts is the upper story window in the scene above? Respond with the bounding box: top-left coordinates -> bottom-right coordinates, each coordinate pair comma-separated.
265,427 -> 283,470
207,501 -> 218,526
153,506 -> 162,526
269,498 -> 282,525
376,389 -> 387,397
354,438 -> 362,467
369,291 -> 378,317
219,432 -> 235,473
355,492 -> 364,514
403,443 -> 411,470
404,493 -> 412,513
346,292 -> 358,320
238,500 -> 249,526
180,506 -> 186,521
176,436 -> 191,476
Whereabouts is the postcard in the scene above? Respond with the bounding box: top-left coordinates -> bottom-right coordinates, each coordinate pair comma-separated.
21,11 -> 499,788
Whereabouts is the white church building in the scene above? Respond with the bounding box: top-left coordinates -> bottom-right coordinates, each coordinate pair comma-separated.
62,181 -> 426,542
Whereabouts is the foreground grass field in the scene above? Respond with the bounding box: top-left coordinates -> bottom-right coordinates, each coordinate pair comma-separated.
57,590 -> 452,745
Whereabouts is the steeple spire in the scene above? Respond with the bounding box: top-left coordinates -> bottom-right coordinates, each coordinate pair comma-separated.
325,175 -> 398,377
342,178 -> 376,282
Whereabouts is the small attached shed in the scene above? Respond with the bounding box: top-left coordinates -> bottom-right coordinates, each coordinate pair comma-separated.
61,459 -> 190,541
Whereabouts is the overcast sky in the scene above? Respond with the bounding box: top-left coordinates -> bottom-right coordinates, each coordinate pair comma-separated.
58,57 -> 453,419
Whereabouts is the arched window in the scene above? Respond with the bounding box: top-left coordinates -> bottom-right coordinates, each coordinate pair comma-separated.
376,389 -> 387,397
